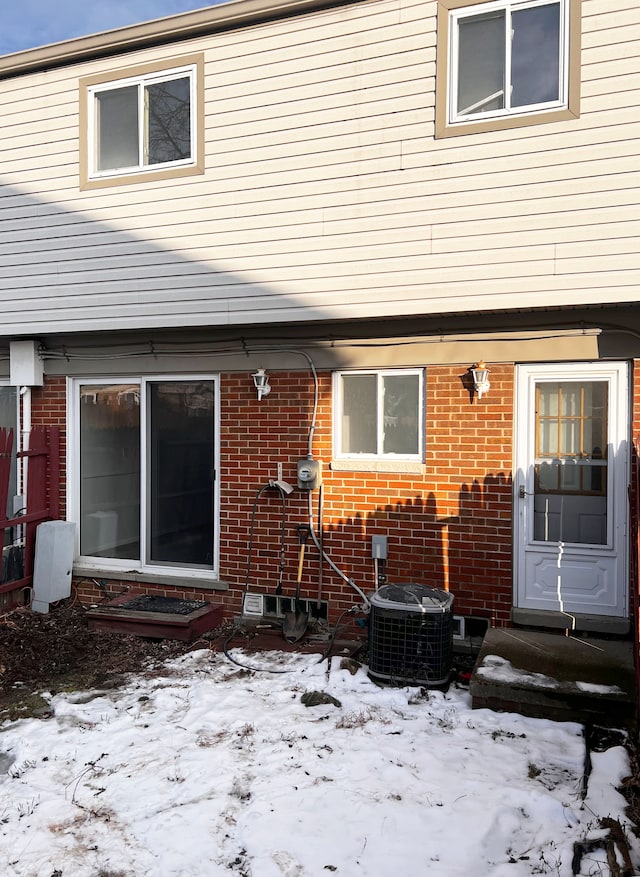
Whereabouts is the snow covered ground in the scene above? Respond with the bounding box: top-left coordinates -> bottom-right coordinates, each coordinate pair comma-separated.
0,647 -> 636,877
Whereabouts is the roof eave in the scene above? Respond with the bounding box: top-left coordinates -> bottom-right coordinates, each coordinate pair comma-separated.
0,0 -> 362,79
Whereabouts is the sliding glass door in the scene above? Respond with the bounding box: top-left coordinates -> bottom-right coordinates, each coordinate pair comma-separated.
75,376 -> 218,575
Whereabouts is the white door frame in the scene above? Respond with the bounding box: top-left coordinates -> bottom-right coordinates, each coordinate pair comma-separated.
514,361 -> 629,621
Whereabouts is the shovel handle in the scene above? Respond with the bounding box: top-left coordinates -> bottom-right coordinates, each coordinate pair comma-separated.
297,543 -> 306,582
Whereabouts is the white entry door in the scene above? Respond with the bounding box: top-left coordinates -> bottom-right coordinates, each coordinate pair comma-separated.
514,362 -> 629,620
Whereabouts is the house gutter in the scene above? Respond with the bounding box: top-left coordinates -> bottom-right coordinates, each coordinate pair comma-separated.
0,0 -> 368,80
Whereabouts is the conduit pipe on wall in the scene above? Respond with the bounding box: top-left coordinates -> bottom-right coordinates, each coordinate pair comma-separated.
19,386 -> 31,505
316,483 -> 323,608
307,490 -> 370,610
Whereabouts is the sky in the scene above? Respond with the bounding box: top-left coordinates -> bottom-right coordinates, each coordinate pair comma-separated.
0,646 -> 636,876
0,1 -> 219,57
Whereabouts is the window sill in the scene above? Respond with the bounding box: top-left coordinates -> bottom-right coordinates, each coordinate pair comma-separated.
435,105 -> 579,139
330,459 -> 425,475
73,564 -> 229,592
80,161 -> 204,190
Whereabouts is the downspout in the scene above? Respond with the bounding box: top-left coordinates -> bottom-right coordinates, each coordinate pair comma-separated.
19,386 -> 31,505
15,386 -> 21,502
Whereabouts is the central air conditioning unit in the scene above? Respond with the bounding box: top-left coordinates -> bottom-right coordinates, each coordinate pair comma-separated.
368,583 -> 454,687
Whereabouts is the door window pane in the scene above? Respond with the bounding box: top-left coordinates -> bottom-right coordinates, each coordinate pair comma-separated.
536,382 -> 608,468
536,461 -> 559,492
149,381 -> 214,567
534,380 -> 608,545
560,384 -> 580,416
537,385 -> 558,417
537,418 -> 558,456
79,384 -> 141,559
560,420 -> 580,456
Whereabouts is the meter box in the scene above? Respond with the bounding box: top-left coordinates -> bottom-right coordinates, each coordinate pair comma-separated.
296,458 -> 322,490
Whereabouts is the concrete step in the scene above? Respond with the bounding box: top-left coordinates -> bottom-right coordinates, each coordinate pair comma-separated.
469,628 -> 636,728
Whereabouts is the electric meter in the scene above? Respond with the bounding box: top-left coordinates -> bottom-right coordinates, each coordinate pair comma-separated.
296,458 -> 322,490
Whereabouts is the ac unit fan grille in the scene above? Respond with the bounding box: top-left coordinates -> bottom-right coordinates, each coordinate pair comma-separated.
368,605 -> 453,687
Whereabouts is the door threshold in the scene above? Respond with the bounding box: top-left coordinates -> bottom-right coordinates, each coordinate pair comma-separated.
511,608 -> 629,636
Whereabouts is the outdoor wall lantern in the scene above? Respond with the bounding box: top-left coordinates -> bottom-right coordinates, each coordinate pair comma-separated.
471,360 -> 490,399
252,368 -> 271,401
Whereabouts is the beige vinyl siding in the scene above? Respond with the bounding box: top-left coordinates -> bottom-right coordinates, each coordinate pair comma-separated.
0,0 -> 638,334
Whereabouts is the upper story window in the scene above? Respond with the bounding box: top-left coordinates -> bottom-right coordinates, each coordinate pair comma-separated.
333,370 -> 424,462
435,0 -> 580,137
80,55 -> 204,189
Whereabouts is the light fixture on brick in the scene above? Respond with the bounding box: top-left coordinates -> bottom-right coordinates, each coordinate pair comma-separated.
471,360 -> 490,399
252,368 -> 271,401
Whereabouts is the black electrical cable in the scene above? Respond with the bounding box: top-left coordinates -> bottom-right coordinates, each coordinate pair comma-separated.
243,484 -> 270,595
318,606 -> 360,663
243,482 -> 288,596
222,603 -> 364,675
222,625 -> 307,675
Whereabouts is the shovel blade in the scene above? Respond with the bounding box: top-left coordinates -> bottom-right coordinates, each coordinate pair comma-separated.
282,606 -> 309,643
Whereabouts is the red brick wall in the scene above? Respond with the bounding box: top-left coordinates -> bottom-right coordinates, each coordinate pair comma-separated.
231,364 -> 514,626
20,362 -> 640,634
31,366 -> 513,625
425,365 -> 514,625
31,376 -> 67,519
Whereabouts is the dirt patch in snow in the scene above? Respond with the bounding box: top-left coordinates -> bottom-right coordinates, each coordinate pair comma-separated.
0,599 -> 204,721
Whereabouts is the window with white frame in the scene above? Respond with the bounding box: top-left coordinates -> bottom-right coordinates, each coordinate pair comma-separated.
86,62 -> 198,180
436,0 -> 578,135
333,370 -> 424,460
70,377 -> 218,575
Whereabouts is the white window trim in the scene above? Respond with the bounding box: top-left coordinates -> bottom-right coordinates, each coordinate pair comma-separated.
67,375 -> 220,579
87,63 -> 197,181
332,369 -> 425,463
448,0 -> 569,128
